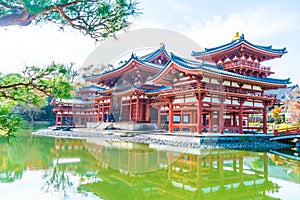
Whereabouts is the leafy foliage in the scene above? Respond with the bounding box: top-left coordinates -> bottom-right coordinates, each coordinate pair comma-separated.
270,106 -> 282,124
0,101 -> 23,136
0,63 -> 73,136
0,0 -> 139,39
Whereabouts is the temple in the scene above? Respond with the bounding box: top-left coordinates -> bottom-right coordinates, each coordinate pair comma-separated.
51,33 -> 290,134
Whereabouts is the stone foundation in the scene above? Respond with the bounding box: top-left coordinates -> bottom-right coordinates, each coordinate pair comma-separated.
86,122 -> 157,131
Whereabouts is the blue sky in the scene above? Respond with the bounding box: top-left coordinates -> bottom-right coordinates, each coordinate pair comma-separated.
0,0 -> 300,84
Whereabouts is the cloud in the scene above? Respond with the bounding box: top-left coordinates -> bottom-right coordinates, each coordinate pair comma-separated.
182,6 -> 299,48
164,0 -> 194,13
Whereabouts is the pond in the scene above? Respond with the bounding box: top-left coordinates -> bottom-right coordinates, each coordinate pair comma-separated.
0,133 -> 300,200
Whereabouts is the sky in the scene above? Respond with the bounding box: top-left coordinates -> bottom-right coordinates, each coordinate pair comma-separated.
0,0 -> 300,84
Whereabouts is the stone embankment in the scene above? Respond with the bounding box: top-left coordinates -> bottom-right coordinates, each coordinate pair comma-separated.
32,129 -> 291,151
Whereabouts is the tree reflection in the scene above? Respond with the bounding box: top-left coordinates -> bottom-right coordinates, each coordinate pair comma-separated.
0,135 -> 53,183
42,164 -> 73,197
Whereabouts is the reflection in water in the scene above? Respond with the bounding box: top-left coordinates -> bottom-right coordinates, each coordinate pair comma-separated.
270,148 -> 300,184
0,135 -> 300,199
42,165 -> 73,197
75,138 -> 279,200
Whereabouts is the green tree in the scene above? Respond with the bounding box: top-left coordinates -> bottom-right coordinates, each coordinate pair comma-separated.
0,0 -> 139,39
0,63 -> 72,136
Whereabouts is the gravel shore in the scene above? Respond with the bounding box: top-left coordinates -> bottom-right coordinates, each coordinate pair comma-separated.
32,129 -> 292,151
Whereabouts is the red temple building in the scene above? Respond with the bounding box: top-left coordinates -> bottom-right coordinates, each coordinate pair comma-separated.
51,33 -> 290,134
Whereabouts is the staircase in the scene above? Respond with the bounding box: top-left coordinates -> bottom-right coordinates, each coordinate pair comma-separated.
94,122 -> 114,130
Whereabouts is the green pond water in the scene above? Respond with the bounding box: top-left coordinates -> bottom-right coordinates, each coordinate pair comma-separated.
0,133 -> 300,200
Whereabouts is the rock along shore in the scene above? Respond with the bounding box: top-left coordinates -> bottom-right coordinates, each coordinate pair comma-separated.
32,128 -> 291,151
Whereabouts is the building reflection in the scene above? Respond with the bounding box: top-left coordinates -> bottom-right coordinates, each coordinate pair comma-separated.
270,148 -> 300,183
52,137 -> 280,199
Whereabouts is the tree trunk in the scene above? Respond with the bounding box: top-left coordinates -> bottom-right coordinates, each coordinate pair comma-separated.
0,10 -> 33,26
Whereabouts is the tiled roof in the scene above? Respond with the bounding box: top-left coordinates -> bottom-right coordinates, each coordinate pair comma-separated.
53,98 -> 94,105
83,53 -> 164,80
85,94 -> 110,99
192,34 -> 287,57
139,44 -> 171,62
76,85 -> 106,92
150,53 -> 291,85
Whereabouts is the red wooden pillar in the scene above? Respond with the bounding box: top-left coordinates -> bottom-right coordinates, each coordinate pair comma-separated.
129,96 -> 132,121
67,108 -> 70,127
109,96 -> 113,113
196,93 -> 203,134
262,101 -> 270,134
209,111 -> 213,133
72,108 -> 76,126
219,95 -> 225,134
136,95 -> 140,122
84,112 -> 87,126
180,107 -> 183,132
88,108 -> 90,124
238,98 -> 245,134
168,98 -> 174,132
101,100 -> 104,122
190,110 -> 194,131
157,106 -> 161,130
146,97 -> 151,122
233,114 -> 237,133
190,110 -> 195,132
61,107 -> 65,127
55,112 -> 59,126
263,105 -> 267,134
203,114 -> 207,132
97,100 -> 100,122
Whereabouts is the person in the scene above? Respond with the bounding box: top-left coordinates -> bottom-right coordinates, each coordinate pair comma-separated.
108,113 -> 115,122
103,113 -> 107,122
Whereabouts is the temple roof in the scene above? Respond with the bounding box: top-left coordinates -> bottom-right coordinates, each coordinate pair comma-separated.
139,44 -> 171,63
85,93 -> 110,100
82,54 -> 164,81
76,85 -> 106,92
192,34 -> 287,61
150,53 -> 291,87
112,86 -> 146,97
51,98 -> 94,105
83,45 -> 172,80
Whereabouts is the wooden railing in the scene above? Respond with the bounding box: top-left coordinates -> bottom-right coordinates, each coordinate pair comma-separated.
274,126 -> 300,136
160,86 -> 276,100
223,62 -> 271,72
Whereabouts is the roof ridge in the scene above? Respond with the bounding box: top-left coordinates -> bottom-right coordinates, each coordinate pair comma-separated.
192,34 -> 287,57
